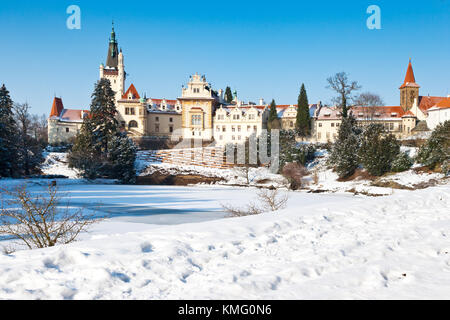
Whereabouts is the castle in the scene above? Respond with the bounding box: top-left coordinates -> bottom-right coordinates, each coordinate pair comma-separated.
48,26 -> 450,146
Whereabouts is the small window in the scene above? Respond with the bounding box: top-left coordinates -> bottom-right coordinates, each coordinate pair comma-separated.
129,121 -> 138,128
319,123 -> 323,127
169,118 -> 173,123
155,124 -> 160,133
155,117 -> 159,122
66,128 -> 69,133
169,126 -> 173,133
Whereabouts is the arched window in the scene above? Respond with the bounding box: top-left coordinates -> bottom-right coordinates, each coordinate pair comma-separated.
129,121 -> 138,128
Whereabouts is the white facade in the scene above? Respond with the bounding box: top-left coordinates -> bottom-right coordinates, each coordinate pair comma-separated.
427,106 -> 450,130
213,106 -> 268,145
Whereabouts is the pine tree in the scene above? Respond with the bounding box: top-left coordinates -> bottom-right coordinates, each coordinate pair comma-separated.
225,87 -> 233,104
267,99 -> 280,131
107,134 -> 137,184
328,115 -> 361,178
0,84 -> 18,177
296,83 -> 311,137
391,152 -> 413,172
89,79 -> 119,154
69,79 -> 137,182
358,124 -> 400,176
417,120 -> 450,173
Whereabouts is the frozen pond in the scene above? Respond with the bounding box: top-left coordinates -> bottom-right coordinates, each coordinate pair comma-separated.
0,180 -> 356,228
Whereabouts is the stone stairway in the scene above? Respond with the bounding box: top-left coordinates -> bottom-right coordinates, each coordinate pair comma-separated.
138,147 -> 235,169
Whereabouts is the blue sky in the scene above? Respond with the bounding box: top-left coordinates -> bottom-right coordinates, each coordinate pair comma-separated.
0,0 -> 449,115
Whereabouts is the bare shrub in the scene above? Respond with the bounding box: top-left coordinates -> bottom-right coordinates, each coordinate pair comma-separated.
0,183 -> 101,250
222,188 -> 288,217
281,162 -> 309,190
312,169 -> 319,185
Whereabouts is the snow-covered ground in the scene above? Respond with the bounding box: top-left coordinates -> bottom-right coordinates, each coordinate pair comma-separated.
0,181 -> 449,299
0,151 -> 448,299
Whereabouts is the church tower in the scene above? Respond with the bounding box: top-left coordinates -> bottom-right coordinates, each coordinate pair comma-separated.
99,23 -> 126,102
399,59 -> 420,111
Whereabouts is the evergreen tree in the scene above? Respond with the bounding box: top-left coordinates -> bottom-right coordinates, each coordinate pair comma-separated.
267,99 -> 280,131
417,120 -> 450,173
89,79 -> 119,154
328,115 -> 361,178
225,87 -> 233,104
358,124 -> 400,176
391,152 -> 413,172
69,79 -> 137,182
296,84 -> 311,137
0,84 -> 18,177
107,134 -> 137,184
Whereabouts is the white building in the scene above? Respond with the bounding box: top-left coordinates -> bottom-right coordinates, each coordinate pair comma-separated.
426,96 -> 450,130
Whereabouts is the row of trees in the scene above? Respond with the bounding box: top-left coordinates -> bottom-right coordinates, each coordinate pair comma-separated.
264,72 -> 384,138
329,116 -> 449,179
0,84 -> 47,178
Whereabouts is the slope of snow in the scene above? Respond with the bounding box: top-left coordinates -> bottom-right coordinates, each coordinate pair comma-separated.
0,183 -> 449,300
40,152 -> 80,179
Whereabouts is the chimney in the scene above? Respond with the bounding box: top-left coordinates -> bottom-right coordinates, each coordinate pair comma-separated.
259,98 -> 265,105
219,89 -> 224,101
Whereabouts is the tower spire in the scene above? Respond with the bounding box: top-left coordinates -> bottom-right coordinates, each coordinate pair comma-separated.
106,23 -> 119,69
400,59 -> 418,88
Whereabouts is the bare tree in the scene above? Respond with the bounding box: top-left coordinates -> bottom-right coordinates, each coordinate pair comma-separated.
354,92 -> 385,121
222,188 -> 288,217
326,72 -> 361,118
0,183 -> 101,251
281,162 -> 309,190
13,103 -> 43,176
30,113 -> 48,144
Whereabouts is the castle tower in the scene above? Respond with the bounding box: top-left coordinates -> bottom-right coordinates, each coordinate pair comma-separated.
99,22 -> 126,102
179,73 -> 219,141
399,59 -> 420,111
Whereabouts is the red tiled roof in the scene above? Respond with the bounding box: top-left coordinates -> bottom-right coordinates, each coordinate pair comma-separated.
150,98 -> 178,105
435,96 -> 450,109
419,96 -> 447,112
402,110 -> 415,117
349,105 -> 407,118
50,97 -> 64,117
122,84 -> 140,100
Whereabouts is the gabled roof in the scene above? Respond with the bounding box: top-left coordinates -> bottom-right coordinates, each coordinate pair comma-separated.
122,84 -> 140,100
59,109 -> 90,122
434,96 -> 450,109
418,95 -> 447,112
400,60 -> 420,89
50,97 -> 64,117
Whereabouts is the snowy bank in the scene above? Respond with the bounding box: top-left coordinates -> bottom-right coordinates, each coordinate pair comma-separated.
0,183 -> 449,299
